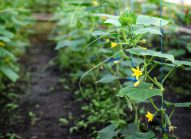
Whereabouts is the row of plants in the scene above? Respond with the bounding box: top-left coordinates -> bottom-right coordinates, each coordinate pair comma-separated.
52,0 -> 191,138
0,1 -> 34,138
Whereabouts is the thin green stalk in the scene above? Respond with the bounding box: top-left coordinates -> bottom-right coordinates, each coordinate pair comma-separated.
161,67 -> 175,85
149,98 -> 160,111
148,75 -> 161,89
169,107 -> 175,119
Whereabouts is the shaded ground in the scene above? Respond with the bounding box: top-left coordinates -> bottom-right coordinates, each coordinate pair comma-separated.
166,92 -> 191,138
13,22 -> 87,139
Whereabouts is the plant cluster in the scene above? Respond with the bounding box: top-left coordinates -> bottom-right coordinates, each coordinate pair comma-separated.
52,0 -> 191,138
0,1 -> 34,138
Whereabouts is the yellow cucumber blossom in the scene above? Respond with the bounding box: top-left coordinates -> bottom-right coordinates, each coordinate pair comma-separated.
131,66 -> 143,80
145,111 -> 154,122
111,42 -> 118,48
134,80 -> 141,87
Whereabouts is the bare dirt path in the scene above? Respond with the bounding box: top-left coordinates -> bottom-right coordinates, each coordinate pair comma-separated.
14,22 -> 86,139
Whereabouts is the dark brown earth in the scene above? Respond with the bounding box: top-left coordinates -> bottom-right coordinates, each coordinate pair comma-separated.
166,92 -> 191,139
12,22 -> 88,139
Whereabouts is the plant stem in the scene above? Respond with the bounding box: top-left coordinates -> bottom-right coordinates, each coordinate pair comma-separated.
150,98 -> 160,111
161,67 -> 175,85
169,107 -> 175,119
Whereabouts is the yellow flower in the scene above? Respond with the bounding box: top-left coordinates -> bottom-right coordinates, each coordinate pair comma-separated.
145,111 -> 154,122
0,42 -> 5,47
169,125 -> 177,132
111,42 -> 118,48
134,80 -> 141,87
131,66 -> 143,80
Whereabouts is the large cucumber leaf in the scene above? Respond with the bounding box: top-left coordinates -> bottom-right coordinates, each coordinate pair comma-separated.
97,74 -> 120,83
126,48 -> 175,63
165,101 -> 191,108
136,15 -> 169,27
134,27 -> 162,35
0,65 -> 19,82
117,83 -> 162,103
104,19 -> 121,27
98,124 -> 118,139
173,60 -> 191,67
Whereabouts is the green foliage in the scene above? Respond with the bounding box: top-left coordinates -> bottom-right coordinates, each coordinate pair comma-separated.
53,0 -> 191,138
59,118 -> 69,126
119,12 -> 137,26
0,1 -> 33,137
117,83 -> 162,103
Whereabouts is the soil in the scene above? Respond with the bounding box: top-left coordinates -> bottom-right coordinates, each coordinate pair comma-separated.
11,22 -> 88,139
165,92 -> 191,139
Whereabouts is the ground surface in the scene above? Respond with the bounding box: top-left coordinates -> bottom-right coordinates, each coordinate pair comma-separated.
13,22 -> 87,139
166,92 -> 191,138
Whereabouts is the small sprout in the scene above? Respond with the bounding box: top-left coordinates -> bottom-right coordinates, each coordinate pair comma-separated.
59,118 -> 69,126
29,112 -> 37,126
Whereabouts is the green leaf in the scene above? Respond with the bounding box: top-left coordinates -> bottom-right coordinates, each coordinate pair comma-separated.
126,48 -> 175,63
55,39 -> 86,50
117,83 -> 162,103
0,48 -> 16,60
120,123 -> 156,139
104,19 -> 121,27
125,131 -> 156,139
167,49 -> 186,57
173,60 -> 191,67
99,124 -> 118,139
136,15 -> 169,27
91,31 -> 108,36
93,13 -> 119,20
119,12 -> 137,26
186,43 -> 191,53
165,101 -> 191,108
134,27 -> 162,35
0,36 -> 11,43
97,74 -> 120,83
0,26 -> 14,38
0,66 -> 19,82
